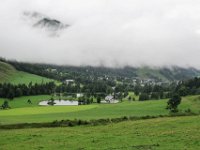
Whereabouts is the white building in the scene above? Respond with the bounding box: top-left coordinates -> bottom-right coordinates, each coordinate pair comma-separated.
39,100 -> 78,106
65,79 -> 74,84
101,95 -> 119,104
77,93 -> 84,98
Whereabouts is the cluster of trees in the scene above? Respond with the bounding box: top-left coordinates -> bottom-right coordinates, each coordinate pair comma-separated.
0,79 -> 173,103
0,82 -> 55,99
55,81 -> 112,98
136,82 -> 183,113
166,94 -> 182,112
78,96 -> 94,105
1,100 -> 10,109
0,81 -> 116,100
175,77 -> 200,96
137,84 -> 174,101
164,77 -> 200,113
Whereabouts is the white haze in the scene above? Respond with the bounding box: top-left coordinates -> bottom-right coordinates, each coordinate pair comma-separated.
1,0 -> 200,68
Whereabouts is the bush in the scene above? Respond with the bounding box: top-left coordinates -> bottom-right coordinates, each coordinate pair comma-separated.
1,100 -> 10,109
166,94 -> 182,112
185,108 -> 191,113
139,93 -> 150,101
97,96 -> 101,103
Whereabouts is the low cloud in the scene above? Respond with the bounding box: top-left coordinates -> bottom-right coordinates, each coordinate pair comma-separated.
1,0 -> 200,68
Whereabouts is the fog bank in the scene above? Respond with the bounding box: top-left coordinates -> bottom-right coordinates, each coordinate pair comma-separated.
1,0 -> 200,68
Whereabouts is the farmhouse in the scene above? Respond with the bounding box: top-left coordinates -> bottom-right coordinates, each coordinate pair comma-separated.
77,93 -> 84,98
101,95 -> 119,104
46,68 -> 57,72
65,79 -> 74,84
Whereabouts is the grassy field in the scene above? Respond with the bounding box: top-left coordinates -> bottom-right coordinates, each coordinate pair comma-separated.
0,61 -> 55,85
0,116 -> 200,150
0,95 -> 200,124
0,94 -> 200,149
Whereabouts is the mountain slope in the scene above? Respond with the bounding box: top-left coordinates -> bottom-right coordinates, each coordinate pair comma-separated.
0,61 -> 16,82
0,61 -> 54,85
3,60 -> 200,82
135,66 -> 200,81
23,11 -> 69,37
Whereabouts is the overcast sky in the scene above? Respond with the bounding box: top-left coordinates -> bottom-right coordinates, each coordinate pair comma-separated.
1,0 -> 200,68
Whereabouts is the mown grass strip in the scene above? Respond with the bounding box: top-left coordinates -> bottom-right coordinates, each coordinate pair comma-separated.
0,112 -> 198,130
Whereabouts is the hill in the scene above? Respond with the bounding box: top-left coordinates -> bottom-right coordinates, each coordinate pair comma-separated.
1,58 -> 200,84
7,60 -> 200,82
0,61 -> 55,85
136,66 -> 200,81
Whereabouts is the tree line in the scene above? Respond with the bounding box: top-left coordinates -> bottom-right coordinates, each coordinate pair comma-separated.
0,82 -> 55,99
175,77 -> 200,96
136,83 -> 175,101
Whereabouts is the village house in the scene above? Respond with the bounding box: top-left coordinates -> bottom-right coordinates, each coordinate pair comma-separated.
76,93 -> 84,98
65,79 -> 74,85
101,95 -> 119,104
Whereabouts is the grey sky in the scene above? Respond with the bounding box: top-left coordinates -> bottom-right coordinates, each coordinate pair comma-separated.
1,0 -> 200,68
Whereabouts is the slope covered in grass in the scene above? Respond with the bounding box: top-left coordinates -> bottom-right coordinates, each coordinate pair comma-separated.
0,116 -> 199,150
0,61 -> 55,84
0,61 -> 15,82
136,66 -> 169,81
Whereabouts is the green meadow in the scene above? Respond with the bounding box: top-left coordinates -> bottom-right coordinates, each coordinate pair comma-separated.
0,89 -> 200,150
0,95 -> 200,124
0,116 -> 200,150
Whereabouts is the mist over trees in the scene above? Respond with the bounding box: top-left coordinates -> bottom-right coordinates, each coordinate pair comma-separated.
1,58 -> 200,106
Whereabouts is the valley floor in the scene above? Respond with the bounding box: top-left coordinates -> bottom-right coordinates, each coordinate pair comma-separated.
0,95 -> 200,149
0,95 -> 200,124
